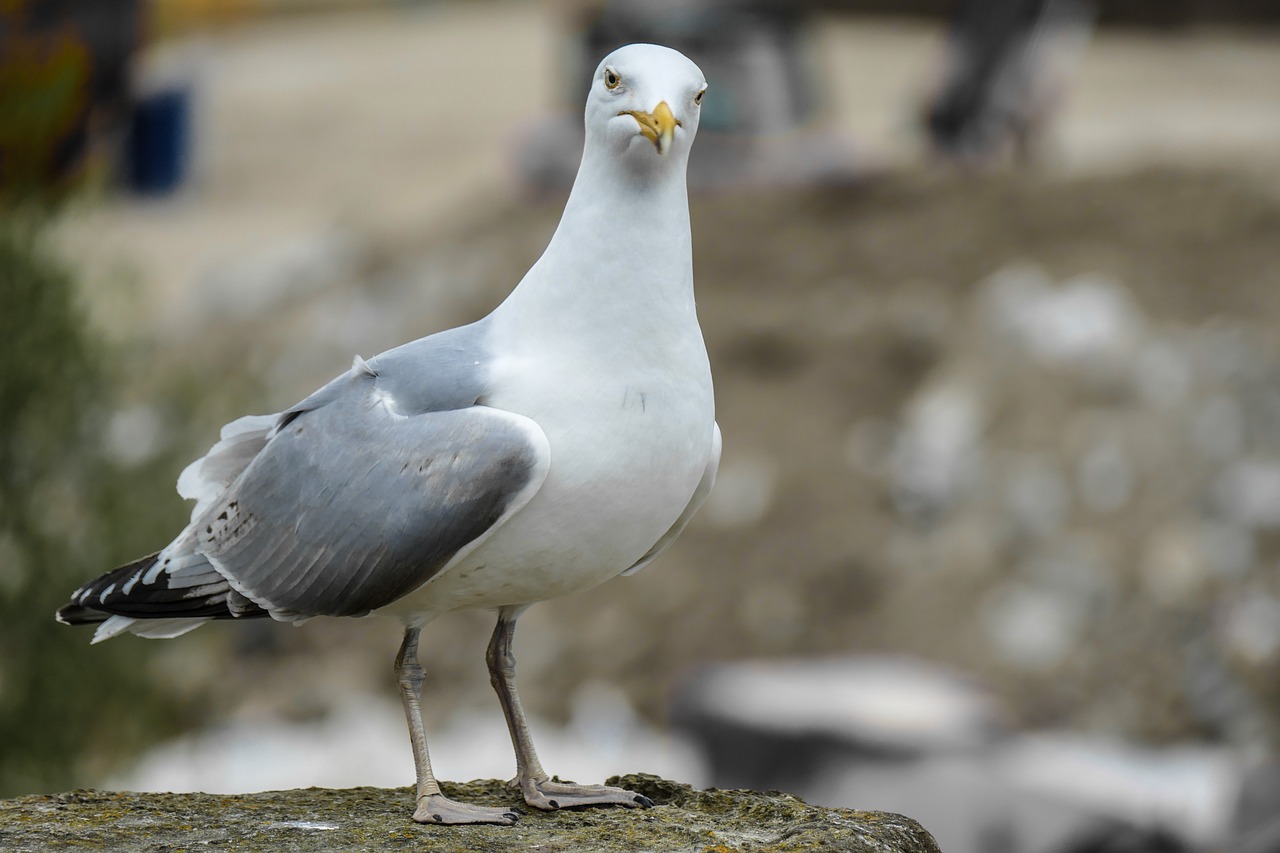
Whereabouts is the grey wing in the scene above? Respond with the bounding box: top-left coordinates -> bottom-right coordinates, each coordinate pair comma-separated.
192,377 -> 550,619
172,322 -> 496,524
621,422 -> 721,577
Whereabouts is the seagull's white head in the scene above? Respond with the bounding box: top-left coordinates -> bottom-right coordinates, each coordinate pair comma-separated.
583,43 -> 707,170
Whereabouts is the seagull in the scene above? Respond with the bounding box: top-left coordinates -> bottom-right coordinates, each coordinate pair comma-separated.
57,43 -> 719,827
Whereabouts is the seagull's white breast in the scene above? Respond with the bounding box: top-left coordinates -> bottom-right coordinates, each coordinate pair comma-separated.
383,57 -> 714,620
391,316 -> 715,617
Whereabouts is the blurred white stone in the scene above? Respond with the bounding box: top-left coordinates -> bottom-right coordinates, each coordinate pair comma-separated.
1005,453 -> 1072,536
1198,522 -> 1255,578
819,735 -> 1240,853
682,658 -> 1244,853
980,581 -> 1085,671
1077,439 -> 1134,514
701,454 -> 775,529
1003,734 -> 1240,850
981,266 -> 1144,371
1021,540 -> 1115,609
1214,460 -> 1280,529
103,404 -> 168,467
1190,396 -> 1246,461
978,262 -> 1054,329
1219,593 -> 1280,664
890,380 -> 986,521
1134,337 -> 1192,409
686,656 -> 1002,752
1193,322 -> 1254,383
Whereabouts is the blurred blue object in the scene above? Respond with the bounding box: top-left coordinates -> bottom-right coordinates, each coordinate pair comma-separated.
126,85 -> 191,196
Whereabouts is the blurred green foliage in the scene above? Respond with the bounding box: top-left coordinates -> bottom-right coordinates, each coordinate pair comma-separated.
0,208 -> 189,798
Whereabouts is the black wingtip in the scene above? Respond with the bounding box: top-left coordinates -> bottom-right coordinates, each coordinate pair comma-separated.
55,603 -> 108,626
55,549 -> 271,623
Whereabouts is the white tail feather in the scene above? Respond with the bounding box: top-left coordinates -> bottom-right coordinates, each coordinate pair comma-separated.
177,414 -> 277,519
91,615 -> 209,644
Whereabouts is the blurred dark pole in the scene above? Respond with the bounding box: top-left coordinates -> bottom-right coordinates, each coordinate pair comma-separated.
816,0 -> 1280,28
923,0 -> 1094,168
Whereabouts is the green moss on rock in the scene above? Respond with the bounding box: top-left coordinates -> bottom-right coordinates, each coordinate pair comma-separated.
0,774 -> 939,853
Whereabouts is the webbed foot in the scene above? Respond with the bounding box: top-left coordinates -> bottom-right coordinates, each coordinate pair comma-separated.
413,793 -> 520,825
518,776 -> 654,812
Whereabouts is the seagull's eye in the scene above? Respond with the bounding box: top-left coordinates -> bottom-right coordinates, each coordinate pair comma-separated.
694,88 -> 706,106
604,68 -> 621,90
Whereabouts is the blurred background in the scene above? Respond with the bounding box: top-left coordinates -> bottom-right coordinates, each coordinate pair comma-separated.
3,0 -> 1280,851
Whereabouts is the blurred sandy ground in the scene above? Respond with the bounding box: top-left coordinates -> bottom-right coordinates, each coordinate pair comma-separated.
55,3 -> 1280,333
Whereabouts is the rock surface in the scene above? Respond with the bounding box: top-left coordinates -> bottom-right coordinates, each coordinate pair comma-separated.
0,774 -> 939,853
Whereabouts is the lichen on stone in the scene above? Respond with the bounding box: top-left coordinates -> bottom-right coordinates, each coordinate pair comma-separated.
0,774 -> 940,853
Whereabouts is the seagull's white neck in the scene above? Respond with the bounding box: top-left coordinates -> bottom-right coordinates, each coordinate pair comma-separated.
494,143 -> 697,356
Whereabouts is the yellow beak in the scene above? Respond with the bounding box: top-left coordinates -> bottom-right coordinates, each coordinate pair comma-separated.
620,101 -> 681,156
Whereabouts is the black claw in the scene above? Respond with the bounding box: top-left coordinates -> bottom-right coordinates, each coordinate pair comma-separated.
634,795 -> 654,808
548,799 -> 559,808
431,814 -> 443,823
505,812 -> 520,822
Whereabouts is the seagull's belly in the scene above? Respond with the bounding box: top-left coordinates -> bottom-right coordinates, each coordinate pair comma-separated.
391,367 -> 713,616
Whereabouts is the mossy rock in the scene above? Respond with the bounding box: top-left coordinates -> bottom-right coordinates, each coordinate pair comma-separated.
0,773 -> 939,852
